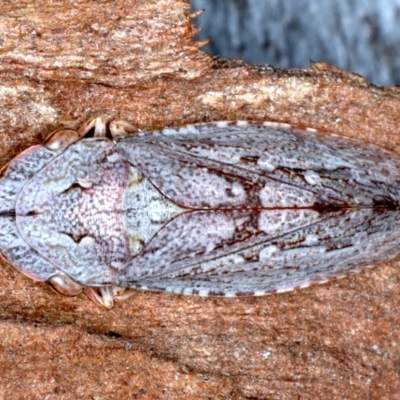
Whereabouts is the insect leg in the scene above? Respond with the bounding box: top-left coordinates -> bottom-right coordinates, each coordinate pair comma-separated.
43,117 -> 107,151
112,286 -> 136,302
47,273 -> 83,297
84,286 -> 114,308
109,120 -> 137,138
83,286 -> 135,307
43,128 -> 81,151
78,116 -> 107,138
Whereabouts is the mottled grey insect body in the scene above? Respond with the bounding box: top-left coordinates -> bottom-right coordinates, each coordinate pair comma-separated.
1,118 -> 400,307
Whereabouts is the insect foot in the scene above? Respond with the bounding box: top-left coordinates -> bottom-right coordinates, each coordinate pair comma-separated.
1,117 -> 400,308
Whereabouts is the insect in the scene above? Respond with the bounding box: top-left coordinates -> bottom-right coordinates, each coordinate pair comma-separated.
0,117 -> 400,308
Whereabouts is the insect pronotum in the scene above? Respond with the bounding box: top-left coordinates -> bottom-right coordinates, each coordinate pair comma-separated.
0,117 -> 399,307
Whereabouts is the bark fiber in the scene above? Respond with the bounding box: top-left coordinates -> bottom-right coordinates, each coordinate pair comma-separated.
0,1 -> 400,399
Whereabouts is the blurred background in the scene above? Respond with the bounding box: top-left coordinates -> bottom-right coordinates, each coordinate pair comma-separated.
190,0 -> 400,86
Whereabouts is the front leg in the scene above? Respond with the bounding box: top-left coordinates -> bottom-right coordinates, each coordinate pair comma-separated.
44,117 -> 108,151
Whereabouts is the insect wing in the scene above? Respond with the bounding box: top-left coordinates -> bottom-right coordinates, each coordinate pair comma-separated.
115,123 -> 400,296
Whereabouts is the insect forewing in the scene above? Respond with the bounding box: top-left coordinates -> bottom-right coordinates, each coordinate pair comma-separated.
114,122 -> 400,296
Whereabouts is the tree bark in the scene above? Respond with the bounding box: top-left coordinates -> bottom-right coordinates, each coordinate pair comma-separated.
0,0 -> 400,398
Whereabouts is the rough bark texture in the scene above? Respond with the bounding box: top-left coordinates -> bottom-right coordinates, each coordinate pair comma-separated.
0,1 -> 400,399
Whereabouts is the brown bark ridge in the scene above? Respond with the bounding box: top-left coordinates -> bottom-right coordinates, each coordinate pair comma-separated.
0,1 -> 400,399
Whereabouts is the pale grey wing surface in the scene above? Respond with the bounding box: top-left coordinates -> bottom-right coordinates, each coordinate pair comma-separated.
115,123 -> 400,295
116,122 -> 400,205
116,208 -> 400,296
